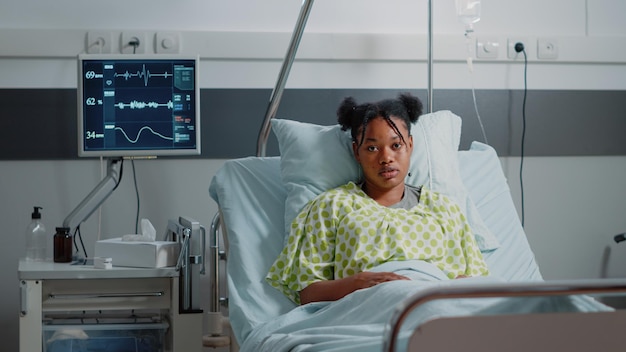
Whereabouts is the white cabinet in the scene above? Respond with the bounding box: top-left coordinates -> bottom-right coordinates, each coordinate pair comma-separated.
19,260 -> 203,352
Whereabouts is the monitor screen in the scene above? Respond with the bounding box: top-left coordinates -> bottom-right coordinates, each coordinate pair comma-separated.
77,54 -> 201,157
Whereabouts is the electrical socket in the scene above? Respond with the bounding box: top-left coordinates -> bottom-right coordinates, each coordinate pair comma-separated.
121,31 -> 147,54
155,32 -> 181,54
507,38 -> 527,59
86,31 -> 112,54
537,37 -> 558,59
476,37 -> 499,59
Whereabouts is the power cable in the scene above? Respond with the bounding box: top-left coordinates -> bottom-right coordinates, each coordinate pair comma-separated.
515,42 -> 528,227
131,160 -> 141,234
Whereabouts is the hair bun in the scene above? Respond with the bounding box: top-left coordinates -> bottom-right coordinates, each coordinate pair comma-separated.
337,96 -> 358,131
398,93 -> 423,123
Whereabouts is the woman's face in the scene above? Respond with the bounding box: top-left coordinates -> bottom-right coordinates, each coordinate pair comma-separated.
352,116 -> 413,195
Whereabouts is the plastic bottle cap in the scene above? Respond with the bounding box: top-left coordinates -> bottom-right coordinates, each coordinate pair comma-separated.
31,206 -> 42,219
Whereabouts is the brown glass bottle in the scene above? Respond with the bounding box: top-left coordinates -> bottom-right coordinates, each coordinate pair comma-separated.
53,227 -> 73,263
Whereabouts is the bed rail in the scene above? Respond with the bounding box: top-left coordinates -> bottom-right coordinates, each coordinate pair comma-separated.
383,278 -> 626,352
209,212 -> 222,314
204,212 -> 236,350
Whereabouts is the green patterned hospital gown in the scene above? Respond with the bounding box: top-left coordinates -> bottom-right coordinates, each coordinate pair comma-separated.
266,181 -> 490,304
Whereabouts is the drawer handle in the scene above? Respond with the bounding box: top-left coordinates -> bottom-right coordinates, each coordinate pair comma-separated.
48,291 -> 164,299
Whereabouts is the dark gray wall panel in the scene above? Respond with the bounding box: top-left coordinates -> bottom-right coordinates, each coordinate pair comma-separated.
441,90 -> 626,157
1,88 -> 625,160
0,89 -> 77,159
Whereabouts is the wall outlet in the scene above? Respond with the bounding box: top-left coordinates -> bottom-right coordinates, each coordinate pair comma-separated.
121,31 -> 147,54
507,38 -> 527,59
537,38 -> 559,59
156,32 -> 181,54
476,37 -> 499,59
86,31 -> 112,54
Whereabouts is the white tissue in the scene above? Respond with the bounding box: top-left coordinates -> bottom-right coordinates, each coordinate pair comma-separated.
121,218 -> 156,242
46,329 -> 89,343
93,256 -> 113,269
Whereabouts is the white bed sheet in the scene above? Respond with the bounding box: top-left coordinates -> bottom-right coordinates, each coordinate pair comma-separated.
459,142 -> 543,282
208,142 -> 571,349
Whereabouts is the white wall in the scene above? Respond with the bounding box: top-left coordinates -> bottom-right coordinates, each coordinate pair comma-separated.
2,0 -> 626,350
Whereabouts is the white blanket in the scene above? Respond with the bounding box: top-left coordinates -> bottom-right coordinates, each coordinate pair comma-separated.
242,262 -> 610,352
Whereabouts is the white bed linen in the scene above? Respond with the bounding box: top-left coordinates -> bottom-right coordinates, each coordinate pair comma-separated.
241,277 -> 606,352
208,142 -> 602,350
459,142 -> 543,282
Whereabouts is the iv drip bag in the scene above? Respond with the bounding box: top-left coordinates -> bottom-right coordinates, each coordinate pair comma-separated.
456,0 -> 481,29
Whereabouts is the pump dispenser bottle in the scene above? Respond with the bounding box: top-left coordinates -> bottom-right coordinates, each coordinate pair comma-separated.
25,206 -> 47,261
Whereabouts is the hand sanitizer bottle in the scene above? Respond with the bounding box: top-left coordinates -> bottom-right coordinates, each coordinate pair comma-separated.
25,206 -> 47,261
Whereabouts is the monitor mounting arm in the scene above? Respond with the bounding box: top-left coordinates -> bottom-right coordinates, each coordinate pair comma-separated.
62,157 -> 123,230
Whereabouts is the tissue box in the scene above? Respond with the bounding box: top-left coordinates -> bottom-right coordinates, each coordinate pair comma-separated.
94,238 -> 180,268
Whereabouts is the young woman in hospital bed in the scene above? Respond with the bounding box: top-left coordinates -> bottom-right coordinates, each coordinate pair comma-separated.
266,93 -> 489,305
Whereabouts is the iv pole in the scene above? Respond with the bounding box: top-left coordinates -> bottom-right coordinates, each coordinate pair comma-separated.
256,0 -> 314,157
427,0 -> 433,113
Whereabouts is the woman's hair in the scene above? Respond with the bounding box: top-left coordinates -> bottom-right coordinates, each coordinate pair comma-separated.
337,93 -> 424,148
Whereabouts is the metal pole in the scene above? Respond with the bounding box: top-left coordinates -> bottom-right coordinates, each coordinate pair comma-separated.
256,0 -> 315,157
427,0 -> 433,113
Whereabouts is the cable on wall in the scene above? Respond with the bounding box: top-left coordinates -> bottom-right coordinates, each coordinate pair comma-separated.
131,160 -> 141,234
129,39 -> 140,54
515,42 -> 528,227
128,40 -> 142,233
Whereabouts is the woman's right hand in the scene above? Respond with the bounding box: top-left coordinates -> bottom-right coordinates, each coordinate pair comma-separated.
300,271 -> 409,305
351,271 -> 410,289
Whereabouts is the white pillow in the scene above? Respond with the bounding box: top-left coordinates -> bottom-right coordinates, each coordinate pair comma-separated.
272,110 -> 499,251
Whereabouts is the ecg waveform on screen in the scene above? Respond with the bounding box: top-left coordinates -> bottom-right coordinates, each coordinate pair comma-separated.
115,126 -> 174,144
116,100 -> 174,110
114,64 -> 172,86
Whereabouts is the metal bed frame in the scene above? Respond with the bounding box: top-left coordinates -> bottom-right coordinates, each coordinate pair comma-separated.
204,1 -> 626,351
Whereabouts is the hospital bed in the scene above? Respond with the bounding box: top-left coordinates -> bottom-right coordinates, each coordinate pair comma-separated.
205,1 -> 626,351
208,113 -> 626,351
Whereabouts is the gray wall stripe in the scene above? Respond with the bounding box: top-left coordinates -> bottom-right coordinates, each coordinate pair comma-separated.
1,88 -> 624,160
